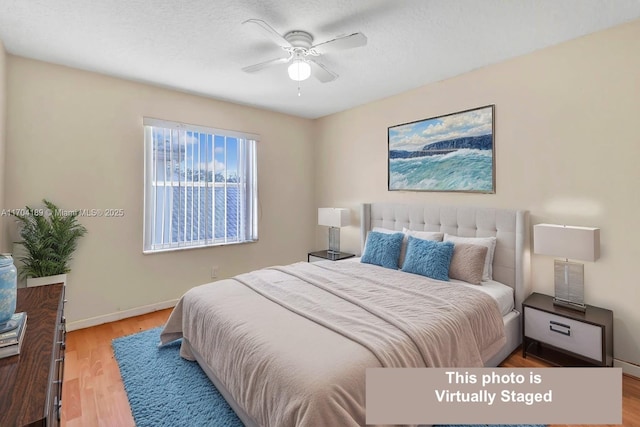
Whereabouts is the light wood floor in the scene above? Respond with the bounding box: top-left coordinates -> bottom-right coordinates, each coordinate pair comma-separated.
61,308 -> 640,427
61,309 -> 170,427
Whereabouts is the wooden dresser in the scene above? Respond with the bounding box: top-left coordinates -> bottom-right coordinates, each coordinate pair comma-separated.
0,283 -> 66,427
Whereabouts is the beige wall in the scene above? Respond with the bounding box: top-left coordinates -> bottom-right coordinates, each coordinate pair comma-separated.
0,41 -> 6,250
5,56 -> 316,325
314,20 -> 640,366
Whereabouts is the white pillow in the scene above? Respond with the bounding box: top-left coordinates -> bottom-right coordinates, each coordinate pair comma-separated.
402,228 -> 444,242
372,227 -> 397,234
400,228 -> 444,267
443,234 -> 497,281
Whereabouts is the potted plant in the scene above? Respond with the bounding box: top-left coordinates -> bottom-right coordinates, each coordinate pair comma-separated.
12,199 -> 87,287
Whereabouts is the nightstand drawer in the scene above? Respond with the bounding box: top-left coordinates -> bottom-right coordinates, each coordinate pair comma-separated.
524,306 -> 603,362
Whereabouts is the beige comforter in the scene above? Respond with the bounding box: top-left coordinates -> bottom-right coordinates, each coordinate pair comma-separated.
160,260 -> 506,427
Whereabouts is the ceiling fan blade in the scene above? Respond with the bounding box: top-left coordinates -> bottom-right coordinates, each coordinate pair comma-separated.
309,59 -> 338,83
242,19 -> 292,48
242,56 -> 291,73
311,32 -> 367,54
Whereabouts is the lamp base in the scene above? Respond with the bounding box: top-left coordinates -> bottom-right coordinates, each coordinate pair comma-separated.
328,227 -> 341,254
552,297 -> 587,312
554,259 -> 585,310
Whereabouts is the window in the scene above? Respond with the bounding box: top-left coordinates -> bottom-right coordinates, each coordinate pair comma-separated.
143,118 -> 258,252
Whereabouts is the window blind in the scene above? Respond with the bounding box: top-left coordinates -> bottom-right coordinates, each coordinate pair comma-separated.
143,118 -> 258,252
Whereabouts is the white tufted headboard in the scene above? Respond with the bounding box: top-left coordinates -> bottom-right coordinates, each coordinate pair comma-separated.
361,203 -> 531,312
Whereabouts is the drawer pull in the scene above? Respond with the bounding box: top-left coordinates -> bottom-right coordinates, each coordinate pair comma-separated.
55,396 -> 62,421
549,320 -> 571,336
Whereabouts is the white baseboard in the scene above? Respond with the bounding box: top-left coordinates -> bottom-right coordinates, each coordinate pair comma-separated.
66,299 -> 178,332
614,358 -> 640,379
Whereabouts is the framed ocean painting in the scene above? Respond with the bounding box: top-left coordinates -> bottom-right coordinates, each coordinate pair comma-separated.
388,105 -> 495,193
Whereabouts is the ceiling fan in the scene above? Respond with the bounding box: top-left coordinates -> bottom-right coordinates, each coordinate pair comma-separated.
241,19 -> 367,83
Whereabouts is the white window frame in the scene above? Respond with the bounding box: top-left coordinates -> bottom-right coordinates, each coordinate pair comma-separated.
143,117 -> 258,253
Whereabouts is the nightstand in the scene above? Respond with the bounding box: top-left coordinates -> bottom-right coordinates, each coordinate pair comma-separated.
522,292 -> 613,367
308,250 -> 356,263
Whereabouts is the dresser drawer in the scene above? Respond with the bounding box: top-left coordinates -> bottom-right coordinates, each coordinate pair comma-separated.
524,306 -> 603,362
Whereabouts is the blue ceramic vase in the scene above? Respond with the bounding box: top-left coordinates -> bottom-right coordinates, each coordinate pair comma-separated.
0,254 -> 18,324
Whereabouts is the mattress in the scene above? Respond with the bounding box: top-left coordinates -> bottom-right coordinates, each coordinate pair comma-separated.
455,279 -> 514,316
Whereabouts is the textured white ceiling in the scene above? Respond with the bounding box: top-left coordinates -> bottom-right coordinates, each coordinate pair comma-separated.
1,1 -> 639,119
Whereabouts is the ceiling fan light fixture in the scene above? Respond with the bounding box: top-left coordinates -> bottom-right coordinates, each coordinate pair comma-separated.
287,60 -> 311,81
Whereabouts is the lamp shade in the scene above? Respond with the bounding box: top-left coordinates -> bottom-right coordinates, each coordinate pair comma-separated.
288,60 -> 311,81
533,224 -> 600,262
318,208 -> 350,228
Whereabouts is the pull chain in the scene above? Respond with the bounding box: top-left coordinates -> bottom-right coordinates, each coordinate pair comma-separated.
297,82 -> 301,97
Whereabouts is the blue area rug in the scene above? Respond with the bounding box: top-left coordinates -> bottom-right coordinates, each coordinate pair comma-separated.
112,327 -> 243,427
113,327 -> 545,427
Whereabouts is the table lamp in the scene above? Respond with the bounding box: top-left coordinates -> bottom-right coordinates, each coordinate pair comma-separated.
533,223 -> 600,312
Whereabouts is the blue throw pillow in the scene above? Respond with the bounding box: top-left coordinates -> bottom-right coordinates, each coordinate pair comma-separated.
361,231 -> 404,269
401,236 -> 455,281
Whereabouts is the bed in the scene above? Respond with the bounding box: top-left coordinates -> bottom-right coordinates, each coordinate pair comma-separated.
160,202 -> 530,427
